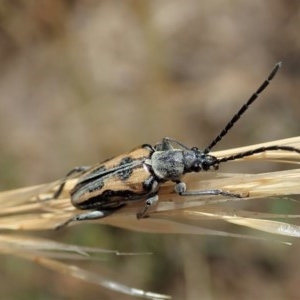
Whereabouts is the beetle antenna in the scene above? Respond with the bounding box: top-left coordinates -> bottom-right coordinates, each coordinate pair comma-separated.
217,145 -> 300,164
204,62 -> 282,154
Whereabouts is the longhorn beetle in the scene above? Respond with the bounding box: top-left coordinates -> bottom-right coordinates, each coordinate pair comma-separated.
54,62 -> 300,229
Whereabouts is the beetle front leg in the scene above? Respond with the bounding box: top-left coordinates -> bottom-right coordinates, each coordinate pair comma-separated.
174,181 -> 244,198
55,206 -> 123,230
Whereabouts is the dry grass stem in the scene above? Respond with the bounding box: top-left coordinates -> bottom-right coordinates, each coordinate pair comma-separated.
0,234 -> 169,299
0,137 -> 300,237
1,137 -> 300,298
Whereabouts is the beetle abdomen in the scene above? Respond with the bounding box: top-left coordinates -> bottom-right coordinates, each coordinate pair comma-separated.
70,145 -> 156,210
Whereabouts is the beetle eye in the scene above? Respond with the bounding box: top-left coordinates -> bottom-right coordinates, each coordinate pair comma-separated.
192,164 -> 201,172
201,162 -> 210,171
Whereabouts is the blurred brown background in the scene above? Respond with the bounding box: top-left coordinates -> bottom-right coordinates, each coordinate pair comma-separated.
1,1 -> 300,299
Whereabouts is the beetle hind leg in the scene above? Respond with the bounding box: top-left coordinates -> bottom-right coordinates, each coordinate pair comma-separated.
55,206 -> 124,230
53,166 -> 91,199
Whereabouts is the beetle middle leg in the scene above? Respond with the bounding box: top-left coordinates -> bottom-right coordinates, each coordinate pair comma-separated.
136,195 -> 159,219
156,137 -> 191,151
136,176 -> 160,219
174,181 -> 244,198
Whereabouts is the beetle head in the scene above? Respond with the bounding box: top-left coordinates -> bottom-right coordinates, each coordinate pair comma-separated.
184,147 -> 219,173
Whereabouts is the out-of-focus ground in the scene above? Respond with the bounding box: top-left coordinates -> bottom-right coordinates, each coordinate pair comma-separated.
0,1 -> 300,299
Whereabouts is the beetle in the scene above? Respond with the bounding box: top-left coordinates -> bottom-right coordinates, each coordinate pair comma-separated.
54,62 -> 300,229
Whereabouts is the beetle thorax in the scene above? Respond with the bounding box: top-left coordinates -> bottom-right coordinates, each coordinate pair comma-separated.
150,150 -> 185,181
149,148 -> 219,181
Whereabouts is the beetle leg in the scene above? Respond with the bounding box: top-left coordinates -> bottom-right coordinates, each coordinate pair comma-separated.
55,206 -> 123,230
174,181 -> 244,198
53,166 -> 91,199
155,139 -> 172,151
158,137 -> 191,151
136,195 -> 159,219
